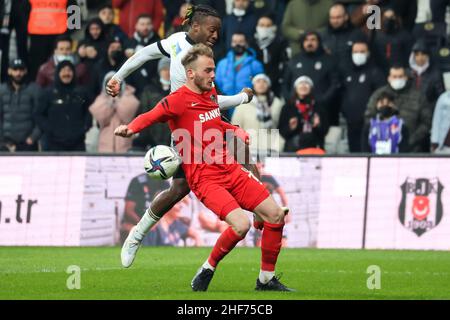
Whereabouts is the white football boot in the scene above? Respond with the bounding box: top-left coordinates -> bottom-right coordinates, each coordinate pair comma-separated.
121,226 -> 141,268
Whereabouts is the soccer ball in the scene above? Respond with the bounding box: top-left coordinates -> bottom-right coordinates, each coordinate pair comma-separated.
144,145 -> 181,180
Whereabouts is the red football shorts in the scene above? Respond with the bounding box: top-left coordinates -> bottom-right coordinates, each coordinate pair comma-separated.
191,164 -> 270,220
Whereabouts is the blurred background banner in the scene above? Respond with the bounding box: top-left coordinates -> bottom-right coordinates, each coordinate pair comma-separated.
0,155 -> 448,250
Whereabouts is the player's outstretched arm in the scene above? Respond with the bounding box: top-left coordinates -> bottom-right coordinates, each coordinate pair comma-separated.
106,42 -> 165,97
217,88 -> 254,110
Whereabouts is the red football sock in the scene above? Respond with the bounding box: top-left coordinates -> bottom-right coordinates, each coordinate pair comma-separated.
208,227 -> 244,268
261,222 -> 284,272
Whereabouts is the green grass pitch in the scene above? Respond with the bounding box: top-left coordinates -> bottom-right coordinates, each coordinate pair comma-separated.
0,247 -> 449,300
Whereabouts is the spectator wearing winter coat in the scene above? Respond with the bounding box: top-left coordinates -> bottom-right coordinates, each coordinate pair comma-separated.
89,72 -> 139,153
231,73 -> 285,153
222,0 -> 258,49
362,92 -> 409,154
112,0 -> 164,37
215,32 -> 264,117
365,65 -> 433,152
279,76 -> 329,152
77,18 -> 108,69
92,37 -> 141,97
431,91 -> 450,154
35,61 -> 92,151
371,8 -> 414,75
124,14 -> 161,83
250,15 -> 291,97
36,35 -> 90,89
132,58 -> 172,151
97,4 -> 128,43
340,38 -> 386,152
350,0 -> 390,42
321,3 -> 364,70
408,38 -> 445,104
282,0 -> 334,55
0,59 -> 41,151
283,31 -> 340,126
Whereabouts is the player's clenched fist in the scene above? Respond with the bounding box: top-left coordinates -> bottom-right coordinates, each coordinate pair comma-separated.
106,77 -> 121,97
241,87 -> 254,103
114,125 -> 134,137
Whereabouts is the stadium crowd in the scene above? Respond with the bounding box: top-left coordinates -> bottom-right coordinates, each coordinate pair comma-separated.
1,0 -> 450,155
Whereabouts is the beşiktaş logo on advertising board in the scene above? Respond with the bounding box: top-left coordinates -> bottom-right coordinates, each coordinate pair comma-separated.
399,178 -> 444,236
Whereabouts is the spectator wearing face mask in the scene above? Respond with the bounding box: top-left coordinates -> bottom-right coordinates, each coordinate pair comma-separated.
222,0 -> 258,49
231,73 -> 285,153
89,71 -> 139,153
36,35 -> 90,89
340,37 -> 386,152
372,8 -> 414,75
215,32 -> 264,117
408,38 -> 445,105
250,15 -> 290,97
92,37 -> 141,97
321,3 -> 364,70
362,92 -> 409,154
131,57 -> 172,151
365,65 -> 432,152
35,61 -> 92,151
279,76 -> 329,152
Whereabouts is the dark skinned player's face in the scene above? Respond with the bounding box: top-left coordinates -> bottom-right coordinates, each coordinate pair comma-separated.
191,16 -> 221,47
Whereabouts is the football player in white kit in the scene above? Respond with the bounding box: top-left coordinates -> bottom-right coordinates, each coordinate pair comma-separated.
107,5 -> 266,268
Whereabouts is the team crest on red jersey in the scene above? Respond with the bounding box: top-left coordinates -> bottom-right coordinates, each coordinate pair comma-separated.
399,178 -> 444,236
210,94 -> 217,104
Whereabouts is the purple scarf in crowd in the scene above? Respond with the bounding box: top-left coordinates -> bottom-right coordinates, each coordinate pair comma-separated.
369,116 -> 403,154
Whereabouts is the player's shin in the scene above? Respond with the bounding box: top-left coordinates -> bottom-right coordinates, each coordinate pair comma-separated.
206,226 -> 245,269
134,208 -> 160,241
259,222 -> 284,284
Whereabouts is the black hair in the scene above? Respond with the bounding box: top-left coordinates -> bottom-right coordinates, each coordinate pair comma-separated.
98,4 -> 113,13
257,13 -> 275,23
389,63 -> 406,72
377,91 -> 396,103
232,31 -> 247,41
136,13 -> 153,23
182,4 -> 220,26
54,35 -> 72,49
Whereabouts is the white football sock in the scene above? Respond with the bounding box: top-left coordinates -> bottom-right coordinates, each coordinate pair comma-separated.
134,208 -> 160,241
259,270 -> 275,284
202,260 -> 215,271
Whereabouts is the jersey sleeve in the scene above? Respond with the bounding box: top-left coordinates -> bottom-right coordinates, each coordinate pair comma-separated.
114,42 -> 165,81
128,93 -> 186,134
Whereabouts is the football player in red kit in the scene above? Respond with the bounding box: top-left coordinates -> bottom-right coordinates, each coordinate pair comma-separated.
115,44 -> 293,292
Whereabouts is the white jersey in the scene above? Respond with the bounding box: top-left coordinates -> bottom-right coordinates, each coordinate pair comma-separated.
113,32 -> 248,109
157,32 -> 194,92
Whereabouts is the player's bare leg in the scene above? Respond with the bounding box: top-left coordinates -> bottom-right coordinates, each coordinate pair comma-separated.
191,209 -> 250,291
252,196 -> 295,291
121,177 -> 190,268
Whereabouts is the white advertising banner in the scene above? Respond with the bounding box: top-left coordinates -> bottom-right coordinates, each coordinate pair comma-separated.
1,155 -> 449,250
365,158 -> 450,250
0,157 -> 85,246
316,158 -> 368,249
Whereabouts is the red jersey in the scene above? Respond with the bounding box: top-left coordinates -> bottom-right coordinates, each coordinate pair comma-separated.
128,85 -> 237,187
